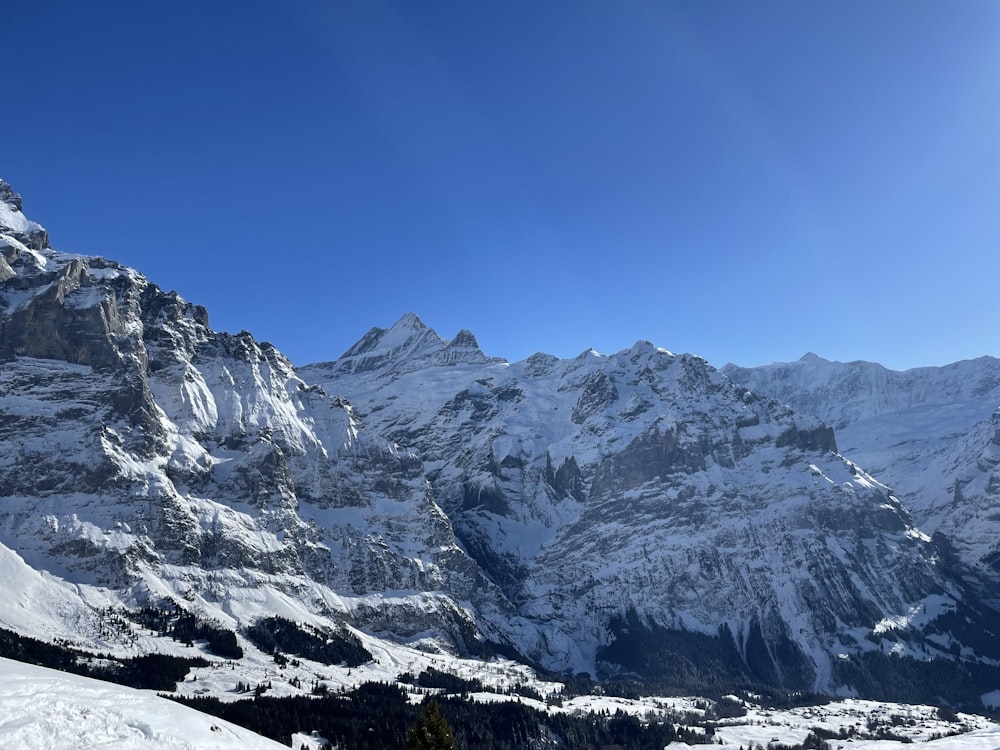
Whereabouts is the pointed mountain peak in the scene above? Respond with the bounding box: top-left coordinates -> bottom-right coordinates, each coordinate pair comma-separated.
799,352 -> 828,363
448,328 -> 480,350
338,313 -> 446,366
376,312 -> 440,352
389,311 -> 427,334
329,316 -> 505,375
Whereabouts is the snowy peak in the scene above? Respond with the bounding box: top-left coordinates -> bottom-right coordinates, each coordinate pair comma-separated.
0,179 -> 48,253
798,352 -> 828,363
336,312 -> 447,373
322,313 -> 502,377
341,312 -> 435,358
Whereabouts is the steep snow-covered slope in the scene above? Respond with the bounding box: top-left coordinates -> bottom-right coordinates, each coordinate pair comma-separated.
724,353 -> 1000,434
723,355 -> 1000,579
303,317 -> 982,691
0,179 -> 503,653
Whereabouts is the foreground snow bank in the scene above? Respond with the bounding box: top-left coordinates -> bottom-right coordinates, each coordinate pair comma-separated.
0,657 -> 286,749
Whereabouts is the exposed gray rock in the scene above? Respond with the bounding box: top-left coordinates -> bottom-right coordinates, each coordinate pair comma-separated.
306,319 -> 980,688
0,181 -> 509,648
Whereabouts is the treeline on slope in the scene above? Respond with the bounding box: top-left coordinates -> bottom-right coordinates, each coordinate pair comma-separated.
399,666 -> 485,695
593,609 -> 1000,712
129,603 -> 243,659
173,681 -> 710,750
398,666 -> 550,703
835,651 -> 1000,710
0,625 -> 207,691
595,612 -> 812,694
243,616 -> 371,667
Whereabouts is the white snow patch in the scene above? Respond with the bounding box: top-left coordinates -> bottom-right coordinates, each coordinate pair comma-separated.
0,657 -> 287,749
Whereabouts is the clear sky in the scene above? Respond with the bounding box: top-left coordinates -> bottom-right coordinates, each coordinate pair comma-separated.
4,1 -> 997,371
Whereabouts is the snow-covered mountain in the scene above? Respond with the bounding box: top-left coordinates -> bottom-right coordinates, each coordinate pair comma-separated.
723,355 -> 1000,585
0,178 -> 505,654
301,317 -> 998,691
2,177 -> 999,706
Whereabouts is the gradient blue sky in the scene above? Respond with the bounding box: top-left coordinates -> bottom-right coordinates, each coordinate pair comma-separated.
4,1 -> 997,370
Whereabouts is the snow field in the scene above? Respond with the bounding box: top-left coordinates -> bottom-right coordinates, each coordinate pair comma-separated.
0,657 -> 286,750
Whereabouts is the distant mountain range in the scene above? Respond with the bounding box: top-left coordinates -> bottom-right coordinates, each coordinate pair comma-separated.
2,177 -> 999,710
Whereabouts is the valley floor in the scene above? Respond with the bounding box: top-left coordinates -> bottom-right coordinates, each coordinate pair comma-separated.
4,653 -> 1000,750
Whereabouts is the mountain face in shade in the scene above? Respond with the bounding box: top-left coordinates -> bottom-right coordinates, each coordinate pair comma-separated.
2,177 -> 999,701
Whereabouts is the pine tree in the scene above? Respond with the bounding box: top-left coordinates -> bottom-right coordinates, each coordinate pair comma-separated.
406,701 -> 456,750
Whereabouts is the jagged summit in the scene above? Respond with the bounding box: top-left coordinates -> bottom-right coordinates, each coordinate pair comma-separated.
340,312 -> 441,359
0,180 -> 22,210
448,328 -> 481,351
324,312 -> 503,377
0,179 -> 48,252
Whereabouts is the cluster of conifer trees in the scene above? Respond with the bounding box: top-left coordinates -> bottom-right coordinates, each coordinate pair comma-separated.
243,616 -> 371,667
174,680 -> 709,750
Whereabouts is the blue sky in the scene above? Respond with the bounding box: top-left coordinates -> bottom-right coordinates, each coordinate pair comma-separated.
4,1 -> 997,370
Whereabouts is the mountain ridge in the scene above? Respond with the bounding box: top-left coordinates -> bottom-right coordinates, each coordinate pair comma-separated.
3,177 -> 1000,706
303,317 -> 988,689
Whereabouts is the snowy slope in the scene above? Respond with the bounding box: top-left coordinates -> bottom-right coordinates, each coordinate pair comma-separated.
723,355 -> 1000,577
0,657 -> 286,749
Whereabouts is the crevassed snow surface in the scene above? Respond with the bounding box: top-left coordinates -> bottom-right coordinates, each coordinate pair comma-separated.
0,657 -> 287,750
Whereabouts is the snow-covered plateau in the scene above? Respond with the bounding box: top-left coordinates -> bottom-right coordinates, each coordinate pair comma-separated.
3,176 -> 1000,744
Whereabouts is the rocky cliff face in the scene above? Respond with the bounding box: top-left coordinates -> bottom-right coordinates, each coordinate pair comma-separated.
0,179 -> 502,647
303,323 -> 986,689
723,355 -> 1000,586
